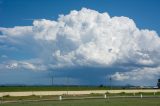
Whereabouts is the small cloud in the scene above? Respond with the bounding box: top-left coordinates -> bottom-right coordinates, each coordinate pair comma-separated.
1,55 -> 8,58
6,62 -> 18,69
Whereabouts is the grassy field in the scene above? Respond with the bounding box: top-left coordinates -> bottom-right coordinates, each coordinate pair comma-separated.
0,86 -> 157,92
0,86 -> 110,92
0,98 -> 160,106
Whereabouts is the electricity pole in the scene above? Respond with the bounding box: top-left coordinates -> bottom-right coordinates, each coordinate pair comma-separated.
51,76 -> 53,86
109,77 -> 112,90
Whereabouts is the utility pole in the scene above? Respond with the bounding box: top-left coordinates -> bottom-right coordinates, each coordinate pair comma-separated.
51,76 -> 53,86
109,77 -> 112,90
50,70 -> 54,86
66,76 -> 69,95
105,75 -> 107,88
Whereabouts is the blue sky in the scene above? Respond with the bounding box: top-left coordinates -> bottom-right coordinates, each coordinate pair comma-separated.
0,0 -> 160,86
1,0 -> 160,34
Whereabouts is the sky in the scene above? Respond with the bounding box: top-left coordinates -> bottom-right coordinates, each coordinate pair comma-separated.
0,0 -> 160,86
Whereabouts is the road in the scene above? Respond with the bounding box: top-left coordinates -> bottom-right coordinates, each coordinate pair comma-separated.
0,89 -> 160,97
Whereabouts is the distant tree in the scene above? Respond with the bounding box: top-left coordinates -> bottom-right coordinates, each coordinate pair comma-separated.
99,84 -> 104,87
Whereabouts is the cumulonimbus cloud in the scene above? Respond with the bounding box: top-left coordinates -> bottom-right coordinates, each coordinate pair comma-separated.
0,8 -> 160,82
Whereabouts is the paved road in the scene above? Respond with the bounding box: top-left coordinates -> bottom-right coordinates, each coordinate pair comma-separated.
0,89 -> 160,97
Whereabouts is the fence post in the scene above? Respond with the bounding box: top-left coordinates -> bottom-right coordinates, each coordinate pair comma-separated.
59,95 -> 62,101
140,94 -> 143,99
104,94 -> 107,99
154,92 -> 156,96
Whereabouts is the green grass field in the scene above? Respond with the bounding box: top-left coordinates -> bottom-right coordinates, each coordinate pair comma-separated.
0,86 -> 156,92
0,86 -> 109,92
0,98 -> 160,106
